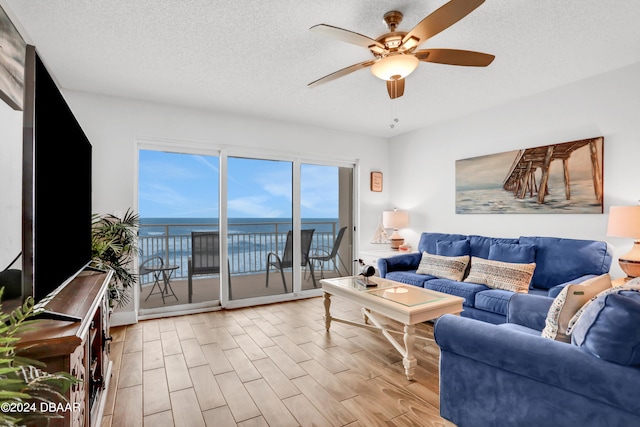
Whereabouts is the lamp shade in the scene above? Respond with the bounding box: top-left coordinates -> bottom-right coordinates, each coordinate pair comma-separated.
371,54 -> 419,81
382,210 -> 409,229
607,206 -> 640,239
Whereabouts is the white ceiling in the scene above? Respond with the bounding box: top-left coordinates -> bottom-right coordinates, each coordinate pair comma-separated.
5,0 -> 640,138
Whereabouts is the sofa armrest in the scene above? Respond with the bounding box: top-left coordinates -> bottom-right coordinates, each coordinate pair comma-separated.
377,253 -> 422,278
547,274 -> 600,298
434,314 -> 640,414
507,294 -> 553,331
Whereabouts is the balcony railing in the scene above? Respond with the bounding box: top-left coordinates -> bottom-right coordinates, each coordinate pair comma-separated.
138,220 -> 339,284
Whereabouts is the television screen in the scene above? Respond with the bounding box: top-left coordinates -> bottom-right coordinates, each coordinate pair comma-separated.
22,47 -> 92,303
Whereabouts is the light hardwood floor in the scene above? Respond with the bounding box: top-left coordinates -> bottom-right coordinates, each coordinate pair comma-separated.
102,296 -> 453,427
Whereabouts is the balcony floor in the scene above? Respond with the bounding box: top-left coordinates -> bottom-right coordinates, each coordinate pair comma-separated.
139,269 -> 344,310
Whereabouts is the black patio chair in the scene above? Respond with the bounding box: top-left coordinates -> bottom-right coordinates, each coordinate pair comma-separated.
266,229 -> 316,292
309,226 -> 349,280
189,231 -> 231,301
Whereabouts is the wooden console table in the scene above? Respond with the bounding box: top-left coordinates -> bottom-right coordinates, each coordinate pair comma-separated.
17,268 -> 113,427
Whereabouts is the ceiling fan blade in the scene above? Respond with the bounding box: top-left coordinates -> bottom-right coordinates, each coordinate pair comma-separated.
414,48 -> 494,66
310,24 -> 386,51
402,0 -> 485,49
386,78 -> 405,99
308,60 -> 376,88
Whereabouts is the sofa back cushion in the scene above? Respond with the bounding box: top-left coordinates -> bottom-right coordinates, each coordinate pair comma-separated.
488,242 -> 537,264
519,236 -> 612,289
436,239 -> 471,256
570,285 -> 640,366
418,233 -> 467,255
469,235 -> 519,259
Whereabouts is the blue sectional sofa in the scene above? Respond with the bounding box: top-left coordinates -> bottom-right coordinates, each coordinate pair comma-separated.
378,232 -> 612,324
434,288 -> 640,426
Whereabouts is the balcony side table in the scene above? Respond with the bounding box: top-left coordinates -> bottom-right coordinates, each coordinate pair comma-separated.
144,264 -> 180,304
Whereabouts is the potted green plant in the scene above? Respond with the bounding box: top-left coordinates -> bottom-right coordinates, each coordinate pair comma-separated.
90,208 -> 139,307
0,290 -> 77,426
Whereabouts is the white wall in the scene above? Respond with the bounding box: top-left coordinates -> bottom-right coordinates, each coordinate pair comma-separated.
64,90 -> 390,235
62,91 -> 390,322
388,62 -> 640,278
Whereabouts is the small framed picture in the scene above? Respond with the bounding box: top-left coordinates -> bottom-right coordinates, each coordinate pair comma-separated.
370,171 -> 383,192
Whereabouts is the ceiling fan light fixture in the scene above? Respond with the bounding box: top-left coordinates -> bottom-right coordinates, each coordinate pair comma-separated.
371,54 -> 419,81
400,36 -> 420,52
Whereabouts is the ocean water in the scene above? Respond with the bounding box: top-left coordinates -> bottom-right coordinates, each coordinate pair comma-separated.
138,218 -> 340,277
456,179 -> 602,214
139,217 -> 338,236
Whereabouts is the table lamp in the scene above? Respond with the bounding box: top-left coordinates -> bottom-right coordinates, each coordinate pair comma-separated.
607,205 -> 640,279
382,209 -> 409,250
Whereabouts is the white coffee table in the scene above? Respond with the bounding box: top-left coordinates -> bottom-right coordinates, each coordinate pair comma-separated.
320,276 -> 464,380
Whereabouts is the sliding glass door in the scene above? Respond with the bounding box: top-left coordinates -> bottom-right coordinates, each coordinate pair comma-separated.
301,163 -> 353,289
226,157 -> 294,300
137,144 -> 355,313
138,149 -> 220,313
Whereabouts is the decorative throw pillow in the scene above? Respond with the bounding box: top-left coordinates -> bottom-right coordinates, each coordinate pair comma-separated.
464,257 -> 535,293
436,239 -> 470,257
569,286 -> 640,366
540,274 -> 612,342
416,251 -> 470,281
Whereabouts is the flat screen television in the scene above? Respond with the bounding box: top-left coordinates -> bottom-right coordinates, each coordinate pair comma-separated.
19,45 -> 92,318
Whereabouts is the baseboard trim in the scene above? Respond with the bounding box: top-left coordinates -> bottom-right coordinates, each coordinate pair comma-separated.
110,309 -> 137,326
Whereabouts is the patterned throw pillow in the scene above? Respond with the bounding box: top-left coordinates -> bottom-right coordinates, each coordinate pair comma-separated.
416,251 -> 470,281
464,257 -> 535,293
540,274 -> 612,342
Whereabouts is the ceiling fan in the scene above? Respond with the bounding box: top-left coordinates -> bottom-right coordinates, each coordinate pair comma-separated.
308,0 -> 495,99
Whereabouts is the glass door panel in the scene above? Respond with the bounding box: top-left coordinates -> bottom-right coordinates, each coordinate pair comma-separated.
301,164 -> 353,290
138,150 -> 220,311
227,157 -> 293,300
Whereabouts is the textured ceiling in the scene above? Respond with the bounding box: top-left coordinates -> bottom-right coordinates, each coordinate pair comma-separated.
4,0 -> 640,138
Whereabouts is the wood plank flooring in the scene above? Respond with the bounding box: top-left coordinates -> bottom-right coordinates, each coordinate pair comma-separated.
102,296 -> 454,427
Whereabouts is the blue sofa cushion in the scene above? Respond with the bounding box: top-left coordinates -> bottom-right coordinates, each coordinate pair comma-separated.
418,233 -> 467,255
571,288 -> 640,366
519,236 -> 612,290
469,235 -> 519,259
437,239 -> 470,256
459,306 -> 505,325
489,242 -> 537,264
507,293 -> 554,331
424,278 -> 488,308
474,289 -> 513,316
528,287 -> 548,297
385,270 -> 433,287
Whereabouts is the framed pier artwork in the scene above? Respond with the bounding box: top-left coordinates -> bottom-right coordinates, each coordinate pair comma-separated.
456,137 -> 604,214
0,5 -> 26,110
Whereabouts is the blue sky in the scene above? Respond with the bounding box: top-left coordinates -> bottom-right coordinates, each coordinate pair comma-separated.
138,150 -> 339,218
